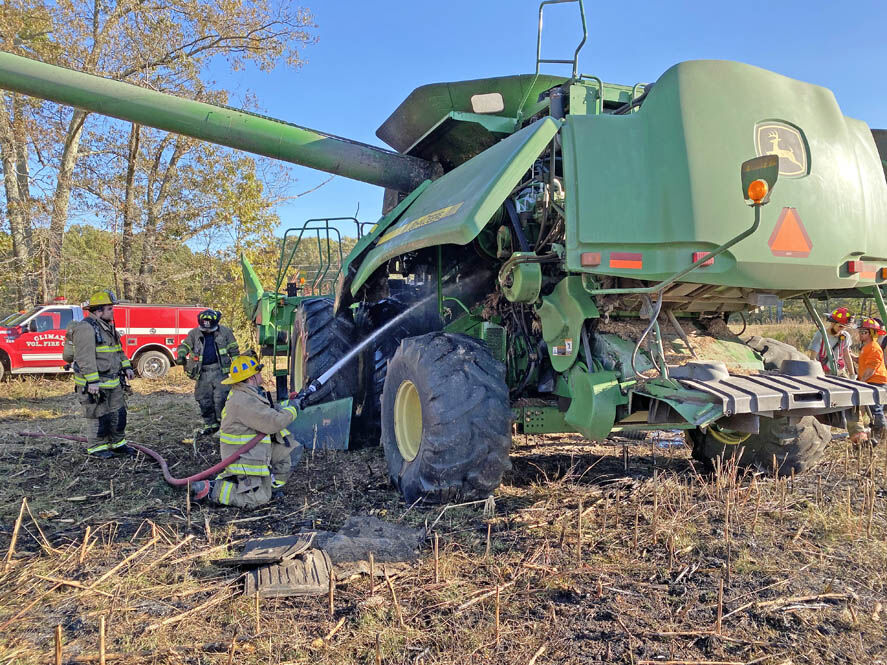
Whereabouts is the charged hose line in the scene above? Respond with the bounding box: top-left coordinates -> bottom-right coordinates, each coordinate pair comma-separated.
18,431 -> 265,487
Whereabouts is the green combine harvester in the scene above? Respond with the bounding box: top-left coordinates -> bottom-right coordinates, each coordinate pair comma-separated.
3,1 -> 887,503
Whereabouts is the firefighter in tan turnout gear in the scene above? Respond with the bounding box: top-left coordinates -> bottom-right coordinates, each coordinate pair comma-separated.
176,309 -> 239,436
190,354 -> 298,507
66,290 -> 135,457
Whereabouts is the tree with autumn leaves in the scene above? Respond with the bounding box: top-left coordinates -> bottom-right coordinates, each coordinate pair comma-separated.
0,0 -> 317,310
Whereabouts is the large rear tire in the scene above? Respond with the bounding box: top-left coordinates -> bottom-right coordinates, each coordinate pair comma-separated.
689,415 -> 830,476
381,332 -> 512,504
291,298 -> 356,400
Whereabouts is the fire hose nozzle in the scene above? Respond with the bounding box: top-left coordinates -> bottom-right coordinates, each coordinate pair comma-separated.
289,379 -> 323,410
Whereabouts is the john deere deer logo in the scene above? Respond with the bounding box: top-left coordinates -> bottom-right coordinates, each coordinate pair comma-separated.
755,122 -> 807,177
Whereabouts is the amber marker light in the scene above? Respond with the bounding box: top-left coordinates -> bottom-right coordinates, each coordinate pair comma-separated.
747,179 -> 768,204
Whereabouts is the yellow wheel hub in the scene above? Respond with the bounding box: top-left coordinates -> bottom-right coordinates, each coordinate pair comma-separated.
293,336 -> 305,389
394,379 -> 422,462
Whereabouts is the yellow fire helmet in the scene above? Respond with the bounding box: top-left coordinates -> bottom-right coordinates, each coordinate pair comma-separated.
222,355 -> 264,385
87,289 -> 117,308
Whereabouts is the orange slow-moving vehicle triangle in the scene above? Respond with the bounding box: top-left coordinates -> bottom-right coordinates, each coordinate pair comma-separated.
768,207 -> 812,257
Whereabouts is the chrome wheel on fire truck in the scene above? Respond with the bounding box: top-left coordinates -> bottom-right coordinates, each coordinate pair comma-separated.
136,350 -> 171,379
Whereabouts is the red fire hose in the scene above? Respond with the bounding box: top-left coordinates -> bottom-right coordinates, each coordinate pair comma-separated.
17,431 -> 265,487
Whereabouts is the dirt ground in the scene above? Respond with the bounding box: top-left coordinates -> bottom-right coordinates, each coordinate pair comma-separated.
1,373 -> 887,664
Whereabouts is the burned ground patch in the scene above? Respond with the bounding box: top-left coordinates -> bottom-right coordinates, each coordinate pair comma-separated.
1,375 -> 886,663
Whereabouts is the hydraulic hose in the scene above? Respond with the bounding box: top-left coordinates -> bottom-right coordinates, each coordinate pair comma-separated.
504,198 -> 530,252
17,431 -> 265,487
631,292 -> 664,379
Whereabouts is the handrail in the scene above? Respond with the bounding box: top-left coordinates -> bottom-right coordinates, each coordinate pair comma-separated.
535,0 -> 588,80
630,83 -> 646,113
274,217 -> 361,293
578,74 -> 604,114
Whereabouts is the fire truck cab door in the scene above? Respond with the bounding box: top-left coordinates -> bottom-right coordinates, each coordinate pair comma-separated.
17,307 -> 76,371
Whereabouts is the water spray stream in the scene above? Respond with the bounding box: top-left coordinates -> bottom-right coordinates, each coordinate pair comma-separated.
297,293 -> 437,406
322,297 -> 432,385
297,271 -> 489,406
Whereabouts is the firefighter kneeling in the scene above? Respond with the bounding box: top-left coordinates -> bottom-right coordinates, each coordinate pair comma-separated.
191,355 -> 297,507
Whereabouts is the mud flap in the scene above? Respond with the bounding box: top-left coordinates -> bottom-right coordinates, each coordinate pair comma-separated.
244,549 -> 333,598
286,397 -> 353,451
565,367 -> 627,439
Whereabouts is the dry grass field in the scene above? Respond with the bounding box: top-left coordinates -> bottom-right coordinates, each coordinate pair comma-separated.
1,348 -> 887,664
744,323 -> 818,353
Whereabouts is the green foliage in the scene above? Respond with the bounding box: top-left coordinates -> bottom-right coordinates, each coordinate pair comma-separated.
0,0 -> 318,308
0,223 -> 356,348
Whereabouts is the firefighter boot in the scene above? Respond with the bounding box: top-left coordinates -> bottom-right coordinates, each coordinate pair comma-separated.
200,423 -> 220,436
191,480 -> 213,502
85,415 -> 116,458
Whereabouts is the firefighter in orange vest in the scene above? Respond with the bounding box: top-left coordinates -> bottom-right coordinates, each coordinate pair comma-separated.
856,317 -> 887,441
806,307 -> 865,441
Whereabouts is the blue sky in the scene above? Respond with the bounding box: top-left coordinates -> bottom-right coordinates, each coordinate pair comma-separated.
212,0 -> 887,234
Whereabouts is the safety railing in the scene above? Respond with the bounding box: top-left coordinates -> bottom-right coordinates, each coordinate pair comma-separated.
274,217 -> 367,297
535,0 -> 588,80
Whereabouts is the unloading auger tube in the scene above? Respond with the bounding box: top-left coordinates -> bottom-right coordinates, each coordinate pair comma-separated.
0,51 -> 440,193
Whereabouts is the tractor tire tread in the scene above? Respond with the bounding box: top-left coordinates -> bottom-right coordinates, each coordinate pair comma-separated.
381,332 -> 512,504
293,298 -> 356,400
690,415 -> 830,476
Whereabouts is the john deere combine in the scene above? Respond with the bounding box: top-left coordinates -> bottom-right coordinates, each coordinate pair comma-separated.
3,0 -> 887,503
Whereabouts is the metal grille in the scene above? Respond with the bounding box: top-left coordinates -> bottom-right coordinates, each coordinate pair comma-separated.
481,322 -> 506,363
677,372 -> 886,417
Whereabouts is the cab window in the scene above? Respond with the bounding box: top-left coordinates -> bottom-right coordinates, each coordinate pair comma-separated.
31,314 -> 56,332
45,308 -> 74,329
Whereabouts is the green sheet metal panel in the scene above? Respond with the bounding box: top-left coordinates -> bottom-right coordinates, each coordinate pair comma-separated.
241,255 -> 265,320
562,60 -> 887,292
350,117 -> 560,294
287,398 -> 353,451
376,74 -> 566,153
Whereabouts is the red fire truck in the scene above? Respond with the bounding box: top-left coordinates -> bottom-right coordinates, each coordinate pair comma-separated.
0,299 -> 204,380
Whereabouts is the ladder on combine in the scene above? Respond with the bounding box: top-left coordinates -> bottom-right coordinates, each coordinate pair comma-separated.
264,217 -> 372,391
274,217 -> 373,298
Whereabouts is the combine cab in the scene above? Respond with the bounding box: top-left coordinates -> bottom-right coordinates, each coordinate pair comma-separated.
4,0 -> 886,503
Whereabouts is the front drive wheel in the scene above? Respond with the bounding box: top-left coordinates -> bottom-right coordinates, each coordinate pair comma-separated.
689,415 -> 830,476
381,332 -> 512,504
291,298 -> 356,400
